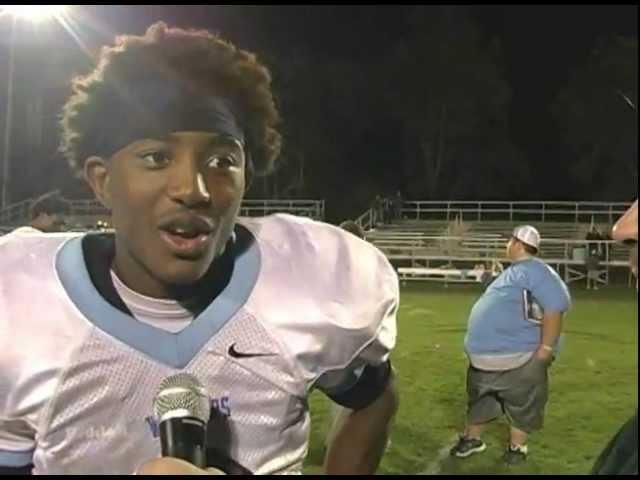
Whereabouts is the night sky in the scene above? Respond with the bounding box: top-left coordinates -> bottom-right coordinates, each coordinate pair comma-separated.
472,5 -> 638,198
0,5 -> 637,203
76,5 -> 640,154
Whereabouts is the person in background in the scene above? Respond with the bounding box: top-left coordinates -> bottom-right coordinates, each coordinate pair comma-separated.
591,199 -> 638,475
450,225 -> 571,465
585,225 -> 604,290
15,192 -> 68,233
338,220 -> 366,239
392,191 -> 403,222
373,195 -> 384,226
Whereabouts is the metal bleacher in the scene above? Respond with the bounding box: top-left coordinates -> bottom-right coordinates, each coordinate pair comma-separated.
357,201 -> 634,287
0,196 -> 325,233
1,195 -> 633,287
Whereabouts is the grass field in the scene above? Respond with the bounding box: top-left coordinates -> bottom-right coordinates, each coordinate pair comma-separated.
303,283 -> 638,475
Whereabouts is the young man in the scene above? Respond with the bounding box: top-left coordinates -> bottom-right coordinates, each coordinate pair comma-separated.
338,219 -> 366,240
0,23 -> 398,475
13,192 -> 68,234
450,225 -> 571,465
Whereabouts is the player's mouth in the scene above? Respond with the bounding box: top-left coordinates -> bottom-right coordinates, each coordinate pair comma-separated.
157,214 -> 215,259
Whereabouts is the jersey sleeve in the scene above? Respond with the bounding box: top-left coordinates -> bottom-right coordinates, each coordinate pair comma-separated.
0,233 -> 70,470
244,214 -> 399,408
294,218 -> 399,408
313,299 -> 396,410
0,303 -> 36,468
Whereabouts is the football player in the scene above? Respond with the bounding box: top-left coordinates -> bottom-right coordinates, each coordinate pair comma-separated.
0,23 -> 398,475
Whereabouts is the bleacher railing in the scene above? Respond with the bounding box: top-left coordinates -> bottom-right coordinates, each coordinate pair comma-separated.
370,234 -> 633,285
367,234 -> 629,264
0,197 -> 325,226
239,199 -> 324,220
355,208 -> 376,231
0,199 -> 32,226
400,201 -> 632,224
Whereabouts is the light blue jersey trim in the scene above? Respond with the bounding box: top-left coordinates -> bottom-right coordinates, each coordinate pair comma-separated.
55,230 -> 261,368
0,448 -> 34,467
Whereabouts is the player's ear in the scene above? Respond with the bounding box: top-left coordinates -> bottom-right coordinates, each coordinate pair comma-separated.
84,156 -> 113,211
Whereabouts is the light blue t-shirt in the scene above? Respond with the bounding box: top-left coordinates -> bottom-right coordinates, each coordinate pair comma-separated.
465,257 -> 571,358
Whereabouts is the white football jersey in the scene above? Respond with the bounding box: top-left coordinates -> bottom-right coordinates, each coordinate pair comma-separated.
0,214 -> 398,474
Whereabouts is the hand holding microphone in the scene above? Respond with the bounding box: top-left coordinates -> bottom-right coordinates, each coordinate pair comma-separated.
136,457 -> 225,475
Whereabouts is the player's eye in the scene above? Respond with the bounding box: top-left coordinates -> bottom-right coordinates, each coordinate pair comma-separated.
140,151 -> 170,169
206,154 -> 240,172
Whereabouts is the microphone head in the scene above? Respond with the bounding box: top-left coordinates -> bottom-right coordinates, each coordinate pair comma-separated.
153,373 -> 210,424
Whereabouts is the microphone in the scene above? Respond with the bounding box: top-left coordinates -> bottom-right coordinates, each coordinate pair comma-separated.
153,373 -> 211,469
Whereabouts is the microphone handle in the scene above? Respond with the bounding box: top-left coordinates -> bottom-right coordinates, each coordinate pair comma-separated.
159,416 -> 207,469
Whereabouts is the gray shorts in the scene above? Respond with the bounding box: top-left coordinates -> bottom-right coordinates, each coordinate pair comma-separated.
466,356 -> 549,433
587,270 -> 601,280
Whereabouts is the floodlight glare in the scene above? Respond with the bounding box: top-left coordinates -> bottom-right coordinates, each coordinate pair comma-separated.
1,5 -> 68,22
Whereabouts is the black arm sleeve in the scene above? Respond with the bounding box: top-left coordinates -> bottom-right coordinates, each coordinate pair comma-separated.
325,360 -> 392,410
0,464 -> 32,475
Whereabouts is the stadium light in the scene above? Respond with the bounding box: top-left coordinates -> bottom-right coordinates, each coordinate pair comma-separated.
0,5 -> 68,23
1,5 -> 75,209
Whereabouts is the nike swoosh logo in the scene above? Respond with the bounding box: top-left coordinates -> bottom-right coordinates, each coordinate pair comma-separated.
228,343 -> 277,359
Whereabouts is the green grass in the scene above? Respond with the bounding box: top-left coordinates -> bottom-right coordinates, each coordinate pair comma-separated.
303,284 -> 638,475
